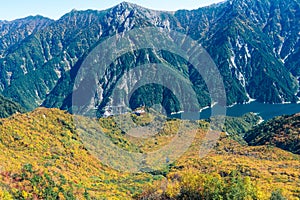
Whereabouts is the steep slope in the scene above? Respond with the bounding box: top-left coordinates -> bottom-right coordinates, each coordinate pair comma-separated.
223,112 -> 262,143
0,16 -> 53,57
244,113 -> 300,154
0,10 -> 110,109
261,0 -> 300,77
0,4 -> 181,111
0,0 -> 299,113
176,0 -> 299,104
41,0 -> 300,112
0,94 -> 25,118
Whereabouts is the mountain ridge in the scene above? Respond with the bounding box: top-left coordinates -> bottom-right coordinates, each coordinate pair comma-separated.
0,15 -> 54,57
0,0 -> 299,114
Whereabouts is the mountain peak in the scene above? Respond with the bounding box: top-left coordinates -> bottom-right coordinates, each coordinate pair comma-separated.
21,15 -> 53,21
114,1 -> 140,10
0,15 -> 53,23
119,1 -> 136,7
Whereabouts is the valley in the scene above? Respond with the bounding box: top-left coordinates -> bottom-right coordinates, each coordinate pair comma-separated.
0,0 -> 300,199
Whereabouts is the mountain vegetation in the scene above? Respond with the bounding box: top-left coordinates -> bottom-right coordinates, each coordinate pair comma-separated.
244,113 -> 300,154
0,1 -> 300,199
0,94 -> 25,118
0,0 -> 299,113
0,16 -> 53,57
0,108 -> 299,199
0,108 -> 154,199
222,112 -> 262,143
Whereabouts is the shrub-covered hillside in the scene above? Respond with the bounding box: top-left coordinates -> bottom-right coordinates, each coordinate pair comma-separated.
0,108 -> 299,199
244,113 -> 300,154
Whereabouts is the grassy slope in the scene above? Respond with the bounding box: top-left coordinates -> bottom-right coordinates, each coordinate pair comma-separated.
0,108 -> 153,199
0,108 -> 299,199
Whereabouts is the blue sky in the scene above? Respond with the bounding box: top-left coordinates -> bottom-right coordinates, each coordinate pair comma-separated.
0,0 -> 225,21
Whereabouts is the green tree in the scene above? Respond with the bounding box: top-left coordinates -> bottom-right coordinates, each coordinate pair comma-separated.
270,190 -> 286,200
225,171 -> 258,200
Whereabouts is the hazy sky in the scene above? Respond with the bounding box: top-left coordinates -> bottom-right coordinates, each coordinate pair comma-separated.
0,0 -> 225,21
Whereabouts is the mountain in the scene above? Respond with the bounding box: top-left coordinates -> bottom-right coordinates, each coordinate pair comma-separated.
0,16 -> 54,57
196,0 -> 300,103
223,112 -> 262,143
0,108 -> 299,199
0,0 -> 299,114
244,113 -> 300,154
0,94 -> 25,118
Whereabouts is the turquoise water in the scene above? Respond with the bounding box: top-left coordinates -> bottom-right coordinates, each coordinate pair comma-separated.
171,102 -> 300,120
224,102 -> 300,120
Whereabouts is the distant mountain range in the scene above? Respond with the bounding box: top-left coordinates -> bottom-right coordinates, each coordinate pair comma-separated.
0,0 -> 300,114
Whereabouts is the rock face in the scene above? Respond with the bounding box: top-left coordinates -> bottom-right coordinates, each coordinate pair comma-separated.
0,0 -> 299,113
0,16 -> 53,57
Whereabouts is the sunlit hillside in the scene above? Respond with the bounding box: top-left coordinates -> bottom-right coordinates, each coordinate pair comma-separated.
0,108 -> 299,199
